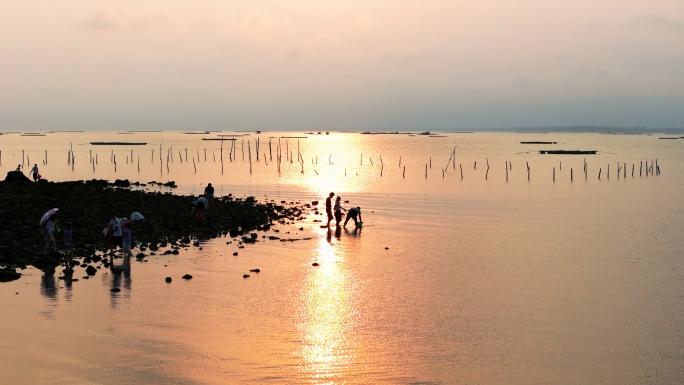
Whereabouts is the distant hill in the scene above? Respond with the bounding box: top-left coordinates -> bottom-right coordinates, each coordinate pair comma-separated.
449,126 -> 684,134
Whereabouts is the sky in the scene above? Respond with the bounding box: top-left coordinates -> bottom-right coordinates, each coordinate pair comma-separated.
0,1 -> 683,131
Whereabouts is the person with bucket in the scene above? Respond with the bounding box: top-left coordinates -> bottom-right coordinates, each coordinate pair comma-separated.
343,206 -> 362,228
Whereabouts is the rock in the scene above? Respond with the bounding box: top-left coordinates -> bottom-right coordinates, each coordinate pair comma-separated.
91,255 -> 102,263
110,288 -> 121,292
82,276 -> 89,279
192,241 -> 200,247
113,179 -> 131,187
385,247 -> 389,250
136,253 -> 145,259
0,267 -> 21,282
249,269 -> 260,273
238,246 -> 244,249
312,263 -> 320,266
62,268 -> 74,275
233,252 -> 238,256
243,274 -> 250,278
311,201 -> 319,205
182,274 -> 193,280
85,265 -> 97,275
199,247 -> 202,250
165,277 -> 172,283
171,250 -> 179,255
80,263 -> 88,268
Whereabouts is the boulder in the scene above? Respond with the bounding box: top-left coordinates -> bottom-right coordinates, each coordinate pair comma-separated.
85,265 -> 97,275
182,274 -> 193,280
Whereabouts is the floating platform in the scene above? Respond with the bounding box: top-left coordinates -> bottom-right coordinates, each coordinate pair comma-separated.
539,150 -> 597,155
90,142 -> 147,146
521,141 -> 557,144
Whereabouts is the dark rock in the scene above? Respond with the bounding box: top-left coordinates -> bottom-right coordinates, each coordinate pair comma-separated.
311,201 -> 318,205
312,263 -> 320,266
110,288 -> 121,292
249,269 -> 260,273
92,255 -> 102,263
80,263 -> 88,268
298,227 -> 304,231
113,179 -> 131,187
182,274 -> 193,280
136,253 -> 145,258
233,252 -> 238,256
385,247 -> 389,250
192,241 -> 200,247
268,236 -> 280,240
250,233 -> 258,240
243,274 -> 250,278
171,250 -> 179,255
0,267 -> 21,282
165,277 -> 172,283
199,247 -> 202,250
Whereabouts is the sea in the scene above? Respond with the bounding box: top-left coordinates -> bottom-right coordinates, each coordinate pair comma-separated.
0,130 -> 683,384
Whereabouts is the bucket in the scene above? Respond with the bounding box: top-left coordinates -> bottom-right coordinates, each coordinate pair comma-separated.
356,222 -> 363,228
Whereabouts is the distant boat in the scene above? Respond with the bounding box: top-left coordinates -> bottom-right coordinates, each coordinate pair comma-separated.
90,142 -> 147,146
539,150 -> 597,155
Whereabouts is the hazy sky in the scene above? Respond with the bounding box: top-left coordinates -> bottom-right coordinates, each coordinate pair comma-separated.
1,1 -> 683,131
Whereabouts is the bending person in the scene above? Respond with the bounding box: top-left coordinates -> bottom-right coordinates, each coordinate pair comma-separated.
343,206 -> 362,227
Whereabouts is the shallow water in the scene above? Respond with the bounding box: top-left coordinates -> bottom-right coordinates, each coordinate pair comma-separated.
1,131 -> 683,384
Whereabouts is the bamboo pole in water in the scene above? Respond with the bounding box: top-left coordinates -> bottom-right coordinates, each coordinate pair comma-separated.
460,164 -> 463,179
506,161 -> 508,181
598,168 -> 602,179
553,167 -> 555,182
403,166 -> 406,178
220,138 -> 224,174
571,168 -> 573,182
248,140 -> 252,175
425,164 -> 428,178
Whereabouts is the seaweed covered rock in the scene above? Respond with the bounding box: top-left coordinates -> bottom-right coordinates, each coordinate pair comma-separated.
5,171 -> 31,184
0,267 -> 21,282
0,177 -> 284,276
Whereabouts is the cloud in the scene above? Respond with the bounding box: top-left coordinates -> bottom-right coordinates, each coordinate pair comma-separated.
634,15 -> 684,31
82,9 -> 118,30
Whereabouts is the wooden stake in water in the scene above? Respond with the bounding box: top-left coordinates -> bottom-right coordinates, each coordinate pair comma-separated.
403,166 -> 406,178
571,168 -> 573,182
193,157 -> 196,173
553,167 -> 555,182
598,168 -> 602,179
505,161 -> 508,181
248,140 -> 252,175
220,138 -> 224,174
425,164 -> 428,178
474,161 -> 476,169
632,164 -> 635,177
138,155 -> 140,172
429,157 -> 431,168
607,164 -> 610,179
460,164 -> 463,179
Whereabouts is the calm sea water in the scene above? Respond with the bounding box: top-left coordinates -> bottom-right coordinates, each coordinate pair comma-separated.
1,131 -> 683,384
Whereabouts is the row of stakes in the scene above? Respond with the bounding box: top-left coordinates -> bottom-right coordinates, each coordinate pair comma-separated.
3,142 -> 662,182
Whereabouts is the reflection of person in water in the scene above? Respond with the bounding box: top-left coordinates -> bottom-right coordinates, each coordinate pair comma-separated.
109,255 -> 132,309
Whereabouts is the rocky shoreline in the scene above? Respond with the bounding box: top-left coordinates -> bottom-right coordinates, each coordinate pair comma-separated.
0,171 -> 308,281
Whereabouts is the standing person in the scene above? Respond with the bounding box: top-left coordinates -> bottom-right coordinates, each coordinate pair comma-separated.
63,223 -> 74,260
30,164 -> 39,182
108,212 -> 123,256
325,192 -> 335,228
204,183 -> 215,208
43,217 -> 57,253
334,196 -> 345,227
121,222 -> 132,258
343,207 -> 363,227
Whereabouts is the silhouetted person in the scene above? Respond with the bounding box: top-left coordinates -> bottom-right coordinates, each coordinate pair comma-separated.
204,183 -> 215,207
343,207 -> 362,227
325,192 -> 334,227
30,164 -> 39,181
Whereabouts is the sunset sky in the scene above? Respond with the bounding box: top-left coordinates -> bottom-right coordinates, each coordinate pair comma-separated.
1,1 -> 682,131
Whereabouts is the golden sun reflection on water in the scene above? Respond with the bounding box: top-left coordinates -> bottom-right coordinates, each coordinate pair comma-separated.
297,230 -> 358,383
